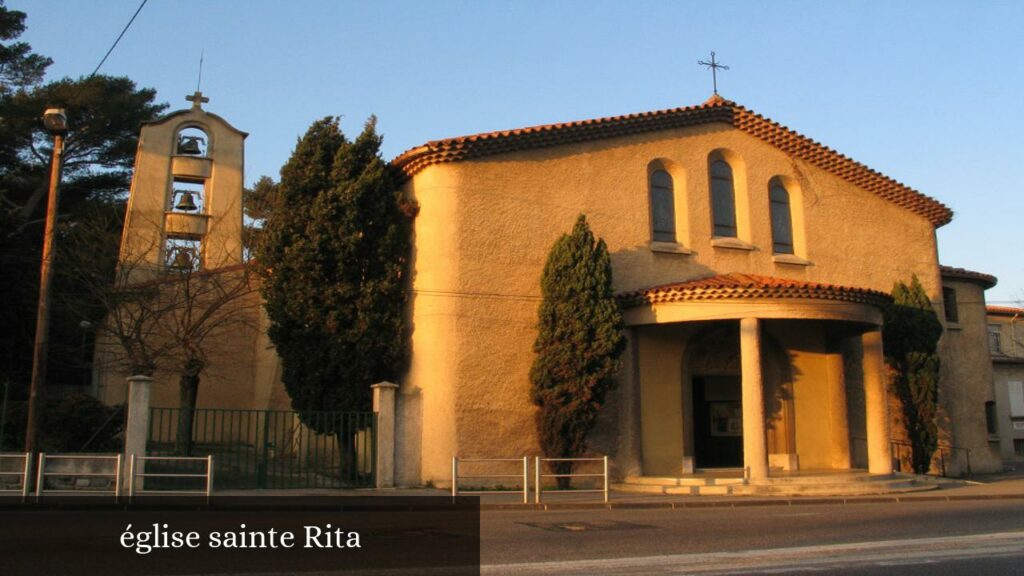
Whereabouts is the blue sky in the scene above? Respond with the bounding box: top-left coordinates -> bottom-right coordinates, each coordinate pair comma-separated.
14,1 -> 1024,302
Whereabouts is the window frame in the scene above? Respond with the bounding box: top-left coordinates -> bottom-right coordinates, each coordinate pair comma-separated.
768,182 -> 795,255
942,287 -> 959,323
649,168 -> 676,243
709,159 -> 737,238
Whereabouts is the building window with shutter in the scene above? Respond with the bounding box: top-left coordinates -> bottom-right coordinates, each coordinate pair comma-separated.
1009,381 -> 1024,418
989,324 -> 1003,354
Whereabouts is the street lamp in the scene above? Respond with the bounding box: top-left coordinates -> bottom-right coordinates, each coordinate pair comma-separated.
24,108 -> 68,454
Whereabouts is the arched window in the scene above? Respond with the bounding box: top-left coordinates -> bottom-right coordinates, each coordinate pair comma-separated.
710,159 -> 737,237
649,169 -> 676,242
769,182 -> 794,254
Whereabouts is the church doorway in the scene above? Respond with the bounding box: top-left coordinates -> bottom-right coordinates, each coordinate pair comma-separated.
686,324 -> 744,470
692,375 -> 743,468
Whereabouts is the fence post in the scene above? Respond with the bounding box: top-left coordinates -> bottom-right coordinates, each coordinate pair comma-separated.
206,455 -> 214,500
603,456 -> 609,503
123,375 -> 152,493
522,456 -> 529,504
127,454 -> 135,501
35,453 -> 45,502
451,456 -> 458,498
371,381 -> 398,488
21,452 -> 30,501
534,456 -> 541,504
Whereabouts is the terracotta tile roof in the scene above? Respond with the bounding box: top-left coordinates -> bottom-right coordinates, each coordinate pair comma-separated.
939,265 -> 998,289
618,273 -> 892,309
987,305 -> 1024,317
392,96 -> 953,227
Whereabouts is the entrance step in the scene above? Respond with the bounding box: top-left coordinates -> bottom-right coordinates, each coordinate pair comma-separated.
621,475 -> 744,487
614,472 -> 940,497
612,483 -> 740,496
733,478 -> 937,497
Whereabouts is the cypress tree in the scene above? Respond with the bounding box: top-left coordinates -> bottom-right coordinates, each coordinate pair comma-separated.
883,275 -> 943,474
257,117 -> 410,445
530,215 -> 625,487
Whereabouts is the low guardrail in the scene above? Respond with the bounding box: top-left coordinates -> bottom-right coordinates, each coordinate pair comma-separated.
451,457 -> 529,504
127,454 -> 214,500
534,456 -> 609,503
35,453 -> 121,501
0,452 -> 31,500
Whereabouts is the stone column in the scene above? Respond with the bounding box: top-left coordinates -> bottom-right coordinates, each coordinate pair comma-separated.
123,375 -> 153,491
372,381 -> 399,488
740,318 -> 768,481
862,328 -> 893,475
826,341 -> 851,469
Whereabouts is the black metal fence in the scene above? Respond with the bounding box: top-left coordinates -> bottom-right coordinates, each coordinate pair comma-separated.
148,408 -> 375,489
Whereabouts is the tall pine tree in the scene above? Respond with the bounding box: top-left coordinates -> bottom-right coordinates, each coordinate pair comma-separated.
883,275 -> 943,474
530,215 -> 625,487
257,117 -> 410,431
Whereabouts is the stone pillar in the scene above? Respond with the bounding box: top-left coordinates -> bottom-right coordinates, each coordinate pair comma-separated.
372,381 -> 399,488
826,341 -> 851,469
740,318 -> 768,481
123,375 -> 153,491
862,328 -> 893,475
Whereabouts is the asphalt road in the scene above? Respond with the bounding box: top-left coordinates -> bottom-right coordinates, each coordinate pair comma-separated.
480,500 -> 1024,574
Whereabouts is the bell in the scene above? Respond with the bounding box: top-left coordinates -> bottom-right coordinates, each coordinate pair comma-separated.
171,248 -> 194,269
174,190 -> 199,212
177,136 -> 203,155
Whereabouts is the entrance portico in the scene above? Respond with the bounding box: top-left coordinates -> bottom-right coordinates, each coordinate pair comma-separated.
619,274 -> 894,481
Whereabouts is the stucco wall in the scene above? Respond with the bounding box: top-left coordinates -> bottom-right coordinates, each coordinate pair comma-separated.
937,279 -> 1002,474
400,122 -> 947,485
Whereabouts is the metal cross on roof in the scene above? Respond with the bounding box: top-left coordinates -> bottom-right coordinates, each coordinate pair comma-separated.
698,51 -> 730,96
186,90 -> 209,109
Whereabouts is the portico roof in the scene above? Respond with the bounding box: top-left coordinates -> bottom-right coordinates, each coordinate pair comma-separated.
619,273 -> 892,310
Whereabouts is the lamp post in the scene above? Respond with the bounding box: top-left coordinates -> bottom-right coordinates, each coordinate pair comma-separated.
25,108 -> 68,454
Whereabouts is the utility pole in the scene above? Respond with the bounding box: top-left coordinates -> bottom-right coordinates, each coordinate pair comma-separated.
25,108 -> 68,454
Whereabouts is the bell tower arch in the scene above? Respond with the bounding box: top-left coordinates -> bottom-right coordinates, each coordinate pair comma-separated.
119,92 -> 248,280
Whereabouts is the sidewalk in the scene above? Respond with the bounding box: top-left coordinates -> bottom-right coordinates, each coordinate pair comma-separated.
218,470 -> 1024,511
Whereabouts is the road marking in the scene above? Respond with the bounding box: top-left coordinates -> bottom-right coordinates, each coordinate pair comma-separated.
772,512 -> 822,517
482,530 -> 1024,575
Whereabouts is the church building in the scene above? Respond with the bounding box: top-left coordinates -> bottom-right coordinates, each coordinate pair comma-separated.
101,92 -> 1006,490
390,93 -> 1002,486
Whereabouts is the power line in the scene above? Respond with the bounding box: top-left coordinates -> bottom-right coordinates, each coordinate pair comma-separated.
90,0 -> 149,77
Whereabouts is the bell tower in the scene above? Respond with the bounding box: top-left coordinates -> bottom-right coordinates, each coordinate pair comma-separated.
119,92 -> 247,280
